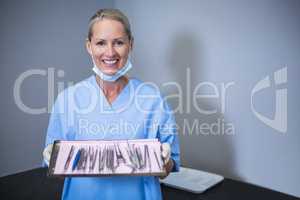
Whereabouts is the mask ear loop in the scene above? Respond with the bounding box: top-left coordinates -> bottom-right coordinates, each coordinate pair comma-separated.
90,53 -> 98,68
123,52 -> 132,78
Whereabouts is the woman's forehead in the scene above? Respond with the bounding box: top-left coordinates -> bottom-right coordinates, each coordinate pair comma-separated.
91,19 -> 127,39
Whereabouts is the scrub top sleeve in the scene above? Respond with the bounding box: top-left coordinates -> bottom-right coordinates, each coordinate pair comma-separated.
157,100 -> 180,172
43,91 -> 73,166
45,100 -> 63,146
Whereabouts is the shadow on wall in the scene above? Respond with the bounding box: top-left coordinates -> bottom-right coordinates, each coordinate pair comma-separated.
164,31 -> 241,180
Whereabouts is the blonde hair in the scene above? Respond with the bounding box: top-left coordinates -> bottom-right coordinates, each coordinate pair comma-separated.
88,8 -> 132,41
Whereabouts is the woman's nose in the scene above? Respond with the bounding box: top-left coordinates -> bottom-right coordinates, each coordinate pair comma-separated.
105,44 -> 117,57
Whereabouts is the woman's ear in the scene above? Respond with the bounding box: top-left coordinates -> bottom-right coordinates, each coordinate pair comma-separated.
85,38 -> 92,55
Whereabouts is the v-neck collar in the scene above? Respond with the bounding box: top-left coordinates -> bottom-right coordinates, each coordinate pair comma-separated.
91,75 -> 132,112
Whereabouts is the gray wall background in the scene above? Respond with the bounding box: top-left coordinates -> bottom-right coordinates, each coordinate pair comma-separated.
1,0 -> 299,198
0,0 -> 113,173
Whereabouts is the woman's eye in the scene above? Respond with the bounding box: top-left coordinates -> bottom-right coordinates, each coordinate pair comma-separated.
115,41 -> 124,46
97,41 -> 105,46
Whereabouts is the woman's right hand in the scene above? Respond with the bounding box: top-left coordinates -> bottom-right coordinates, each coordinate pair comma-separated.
43,144 -> 53,166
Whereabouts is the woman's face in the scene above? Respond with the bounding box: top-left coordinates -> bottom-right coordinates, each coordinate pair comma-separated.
86,19 -> 132,75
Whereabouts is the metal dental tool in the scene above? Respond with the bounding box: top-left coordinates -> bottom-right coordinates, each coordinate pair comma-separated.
72,148 -> 81,171
154,150 -> 162,170
104,146 -> 113,173
98,146 -> 106,172
108,146 -> 115,172
114,143 -> 126,166
77,147 -> 88,171
64,145 -> 75,171
126,141 -> 138,173
135,146 -> 143,169
105,146 -> 110,171
89,146 -> 98,172
144,145 -> 151,172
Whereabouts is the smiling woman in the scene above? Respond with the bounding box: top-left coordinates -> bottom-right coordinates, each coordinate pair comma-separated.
86,9 -> 134,103
42,8 -> 180,200
86,16 -> 132,76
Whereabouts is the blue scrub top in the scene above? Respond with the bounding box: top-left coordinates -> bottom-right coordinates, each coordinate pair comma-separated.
45,75 -> 180,200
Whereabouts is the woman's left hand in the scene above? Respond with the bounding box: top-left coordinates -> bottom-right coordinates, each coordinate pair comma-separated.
159,143 -> 174,179
159,158 -> 174,179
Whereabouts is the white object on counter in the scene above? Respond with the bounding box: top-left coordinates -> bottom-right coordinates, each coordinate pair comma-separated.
160,167 -> 224,193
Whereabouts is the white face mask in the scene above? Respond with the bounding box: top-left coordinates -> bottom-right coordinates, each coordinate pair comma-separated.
92,56 -> 132,82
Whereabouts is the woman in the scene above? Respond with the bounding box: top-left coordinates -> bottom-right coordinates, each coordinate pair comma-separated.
43,8 -> 180,200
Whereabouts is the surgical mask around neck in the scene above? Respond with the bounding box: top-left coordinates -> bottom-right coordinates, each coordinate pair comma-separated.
92,56 -> 132,82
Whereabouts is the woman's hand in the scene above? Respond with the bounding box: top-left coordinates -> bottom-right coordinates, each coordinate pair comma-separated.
43,144 -> 53,166
159,158 -> 174,179
159,143 -> 174,179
